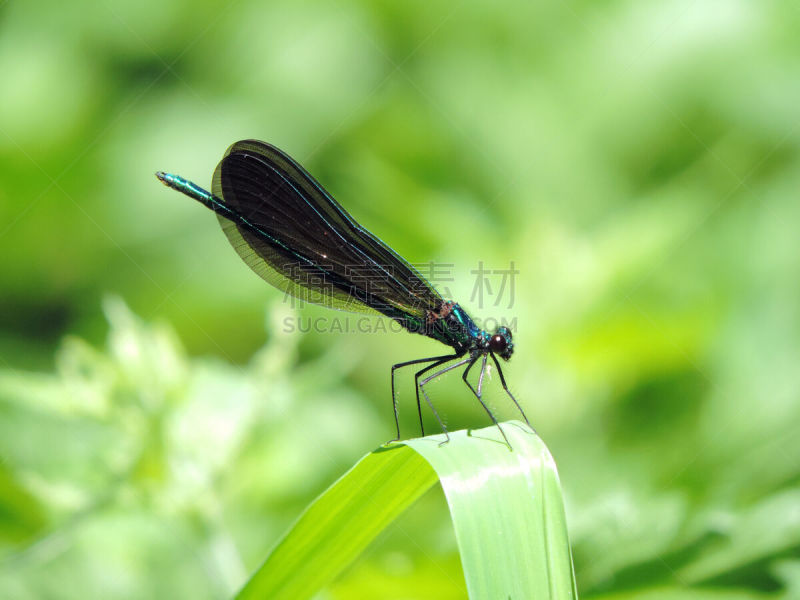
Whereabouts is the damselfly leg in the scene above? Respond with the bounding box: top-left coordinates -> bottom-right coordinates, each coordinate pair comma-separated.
418,357 -> 472,445
390,353 -> 459,442
490,353 -> 533,432
462,354 -> 511,448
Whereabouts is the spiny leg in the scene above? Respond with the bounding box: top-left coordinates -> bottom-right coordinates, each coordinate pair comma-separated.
459,353 -> 480,436
460,353 -> 481,398
389,354 -> 457,442
419,357 -> 472,445
463,354 -> 511,448
490,353 -> 533,432
412,357 -> 457,437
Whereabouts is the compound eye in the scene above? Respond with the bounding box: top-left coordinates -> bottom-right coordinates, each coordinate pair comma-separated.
489,334 -> 507,353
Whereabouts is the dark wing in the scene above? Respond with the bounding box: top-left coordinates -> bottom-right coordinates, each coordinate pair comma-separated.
211,140 -> 443,325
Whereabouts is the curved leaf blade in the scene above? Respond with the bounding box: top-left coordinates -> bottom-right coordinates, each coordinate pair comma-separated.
235,421 -> 577,600
235,444 -> 438,600
404,422 -> 577,600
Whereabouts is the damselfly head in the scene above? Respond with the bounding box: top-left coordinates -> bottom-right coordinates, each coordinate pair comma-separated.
489,326 -> 513,360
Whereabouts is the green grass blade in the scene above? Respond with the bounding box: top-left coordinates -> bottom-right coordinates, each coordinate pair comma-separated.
235,443 -> 439,600
403,421 -> 578,600
235,421 -> 577,599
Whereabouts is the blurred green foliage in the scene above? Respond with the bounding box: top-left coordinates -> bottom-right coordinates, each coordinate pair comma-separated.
1,0 -> 800,597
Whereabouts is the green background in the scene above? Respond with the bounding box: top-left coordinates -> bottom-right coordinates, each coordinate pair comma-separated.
1,0 -> 799,598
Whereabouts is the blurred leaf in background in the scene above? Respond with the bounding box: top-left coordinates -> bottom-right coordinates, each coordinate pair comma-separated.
0,299 -> 385,597
1,0 -> 800,597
